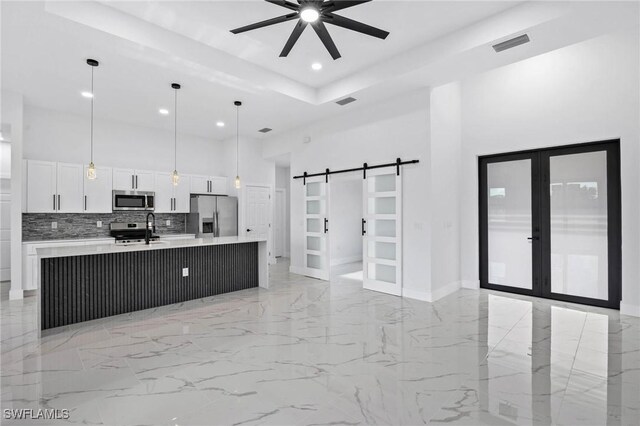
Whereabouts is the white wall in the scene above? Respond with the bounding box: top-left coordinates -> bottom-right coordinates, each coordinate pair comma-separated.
429,82 -> 463,299
23,105 -> 228,177
263,90 -> 431,298
275,166 -> 290,257
458,28 -> 640,315
329,176 -> 363,266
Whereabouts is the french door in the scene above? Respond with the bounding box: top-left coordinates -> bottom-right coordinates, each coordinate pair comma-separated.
479,140 -> 621,309
362,168 -> 402,296
303,177 -> 330,280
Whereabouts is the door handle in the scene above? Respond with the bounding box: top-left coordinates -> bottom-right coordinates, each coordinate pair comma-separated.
527,236 -> 539,241
362,218 -> 367,236
324,218 -> 329,234
246,228 -> 252,232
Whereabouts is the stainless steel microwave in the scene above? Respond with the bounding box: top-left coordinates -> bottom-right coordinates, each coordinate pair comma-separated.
112,190 -> 155,211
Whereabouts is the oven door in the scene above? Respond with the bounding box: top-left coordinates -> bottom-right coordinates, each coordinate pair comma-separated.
112,191 -> 155,211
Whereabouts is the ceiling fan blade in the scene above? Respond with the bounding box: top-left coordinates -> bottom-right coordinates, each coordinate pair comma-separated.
322,0 -> 372,13
324,13 -> 388,39
265,0 -> 300,11
311,20 -> 341,60
280,20 -> 308,57
230,12 -> 299,34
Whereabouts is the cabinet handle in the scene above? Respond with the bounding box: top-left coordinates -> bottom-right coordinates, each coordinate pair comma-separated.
171,198 -> 175,211
135,175 -> 138,189
53,194 -> 56,211
85,195 -> 87,211
132,175 -> 135,189
362,218 -> 367,236
58,194 -> 61,211
324,218 -> 329,234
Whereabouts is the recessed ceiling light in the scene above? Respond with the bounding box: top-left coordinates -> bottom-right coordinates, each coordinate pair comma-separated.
216,121 -> 225,127
81,91 -> 94,98
159,108 -> 169,115
300,7 -> 319,23
311,62 -> 322,71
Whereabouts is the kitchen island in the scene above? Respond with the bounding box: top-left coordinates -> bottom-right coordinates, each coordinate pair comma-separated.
36,237 -> 268,330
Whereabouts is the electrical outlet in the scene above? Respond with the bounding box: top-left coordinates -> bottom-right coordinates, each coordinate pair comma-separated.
182,267 -> 189,277
51,222 -> 57,229
96,221 -> 103,228
166,220 -> 171,226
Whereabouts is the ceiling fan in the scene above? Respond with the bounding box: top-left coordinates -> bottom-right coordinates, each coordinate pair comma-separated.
230,0 -> 389,60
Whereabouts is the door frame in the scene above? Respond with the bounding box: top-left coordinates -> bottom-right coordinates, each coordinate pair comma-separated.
479,139 -> 621,309
242,183 -> 274,264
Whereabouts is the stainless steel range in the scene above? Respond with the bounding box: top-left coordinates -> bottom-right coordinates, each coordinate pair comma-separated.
110,222 -> 159,245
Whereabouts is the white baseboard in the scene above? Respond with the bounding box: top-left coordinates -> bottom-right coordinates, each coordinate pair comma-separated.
289,265 -> 307,276
620,301 -> 640,317
330,256 -> 363,267
9,289 -> 23,300
403,281 -> 462,303
461,279 -> 480,290
402,287 -> 430,301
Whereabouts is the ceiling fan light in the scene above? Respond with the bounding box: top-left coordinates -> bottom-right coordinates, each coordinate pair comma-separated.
300,8 -> 319,23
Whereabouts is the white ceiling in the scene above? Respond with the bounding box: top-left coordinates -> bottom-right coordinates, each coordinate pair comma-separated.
2,1 -> 636,141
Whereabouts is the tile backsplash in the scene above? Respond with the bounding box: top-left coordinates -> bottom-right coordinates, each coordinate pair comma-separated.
22,213 -> 187,241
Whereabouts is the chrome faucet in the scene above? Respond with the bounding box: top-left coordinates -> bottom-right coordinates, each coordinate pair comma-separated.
145,212 -> 156,245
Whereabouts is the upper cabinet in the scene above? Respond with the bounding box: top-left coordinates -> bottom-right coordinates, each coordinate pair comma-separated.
26,161 -> 83,213
154,172 -> 191,213
26,160 -> 57,213
190,175 -> 228,195
113,169 -> 155,191
83,165 -> 113,213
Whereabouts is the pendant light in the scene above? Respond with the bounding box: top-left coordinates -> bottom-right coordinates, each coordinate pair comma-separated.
86,59 -> 99,180
171,83 -> 181,186
234,101 -> 242,189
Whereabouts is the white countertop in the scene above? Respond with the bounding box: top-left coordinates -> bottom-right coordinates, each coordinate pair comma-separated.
23,237 -> 115,245
36,236 -> 267,259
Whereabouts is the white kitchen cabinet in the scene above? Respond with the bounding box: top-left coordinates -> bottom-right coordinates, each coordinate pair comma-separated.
113,169 -> 154,191
56,163 -> 84,213
174,175 -> 191,213
211,177 -> 228,195
26,160 -> 57,213
190,175 -> 227,195
83,165 -> 113,213
154,172 -> 191,213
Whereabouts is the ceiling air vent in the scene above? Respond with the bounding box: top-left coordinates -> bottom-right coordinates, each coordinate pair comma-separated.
492,34 -> 530,53
336,97 -> 357,106
258,128 -> 272,133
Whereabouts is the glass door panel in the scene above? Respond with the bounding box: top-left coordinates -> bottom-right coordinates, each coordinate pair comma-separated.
486,158 -> 535,291
548,151 -> 608,300
303,177 -> 330,280
363,169 -> 402,296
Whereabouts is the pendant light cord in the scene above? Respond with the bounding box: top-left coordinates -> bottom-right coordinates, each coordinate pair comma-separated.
90,66 -> 94,163
236,104 -> 239,177
174,87 -> 178,171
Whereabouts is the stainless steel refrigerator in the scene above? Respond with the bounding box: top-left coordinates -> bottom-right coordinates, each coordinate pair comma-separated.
186,195 -> 238,237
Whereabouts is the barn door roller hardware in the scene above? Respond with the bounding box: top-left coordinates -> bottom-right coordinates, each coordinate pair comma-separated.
294,158 -> 419,184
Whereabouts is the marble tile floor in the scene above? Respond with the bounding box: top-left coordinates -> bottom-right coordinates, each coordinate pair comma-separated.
1,259 -> 639,425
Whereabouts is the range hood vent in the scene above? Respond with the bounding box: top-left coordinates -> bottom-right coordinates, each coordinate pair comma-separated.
492,34 -> 530,52
336,97 -> 357,106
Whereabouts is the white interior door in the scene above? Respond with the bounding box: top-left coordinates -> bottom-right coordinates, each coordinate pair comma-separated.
245,185 -> 271,242
304,177 -> 330,280
362,168 -> 402,295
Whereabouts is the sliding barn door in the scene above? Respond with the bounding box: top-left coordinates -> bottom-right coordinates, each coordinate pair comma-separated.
362,168 -> 402,295
303,177 -> 330,280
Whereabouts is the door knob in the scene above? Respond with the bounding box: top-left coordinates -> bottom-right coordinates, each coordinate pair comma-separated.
527,236 -> 539,240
